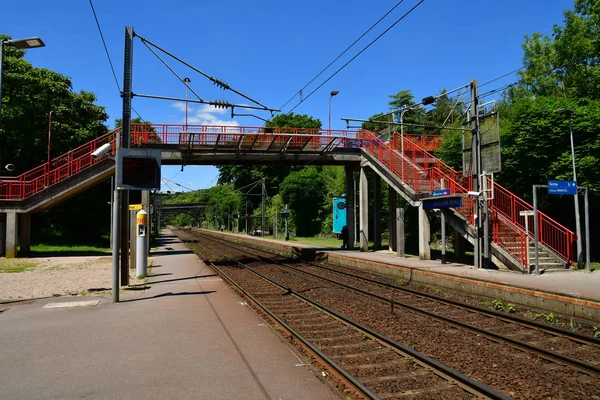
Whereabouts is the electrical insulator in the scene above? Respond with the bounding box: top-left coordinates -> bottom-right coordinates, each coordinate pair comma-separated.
422,96 -> 435,105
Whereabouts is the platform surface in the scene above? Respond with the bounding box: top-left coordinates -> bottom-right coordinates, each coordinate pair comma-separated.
0,230 -> 339,400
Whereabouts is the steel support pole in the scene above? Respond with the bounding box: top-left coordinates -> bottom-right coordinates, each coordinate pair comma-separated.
583,186 -> 590,273
533,185 -> 540,275
482,171 -> 490,268
568,116 -> 583,268
470,79 -> 482,268
119,26 -> 134,287
112,188 -> 120,302
441,179 -> 446,264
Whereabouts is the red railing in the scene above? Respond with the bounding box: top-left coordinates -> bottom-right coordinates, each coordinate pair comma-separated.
404,134 -> 441,151
361,129 -> 532,266
0,124 -> 362,201
0,129 -> 119,200
130,123 -> 362,151
383,131 -> 574,264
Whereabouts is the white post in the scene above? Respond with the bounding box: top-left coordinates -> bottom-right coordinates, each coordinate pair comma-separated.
136,210 -> 148,277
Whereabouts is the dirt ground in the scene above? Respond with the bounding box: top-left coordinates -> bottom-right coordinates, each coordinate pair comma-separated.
0,256 -> 147,301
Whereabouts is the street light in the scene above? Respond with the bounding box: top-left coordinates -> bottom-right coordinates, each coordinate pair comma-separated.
328,90 -> 339,132
554,107 -> 583,269
183,77 -> 191,128
0,37 -> 46,171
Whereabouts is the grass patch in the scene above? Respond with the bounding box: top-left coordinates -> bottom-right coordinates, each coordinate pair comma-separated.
29,243 -> 110,256
0,258 -> 38,273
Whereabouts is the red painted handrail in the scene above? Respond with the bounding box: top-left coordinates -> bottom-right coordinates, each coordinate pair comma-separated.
0,124 -> 362,201
385,131 -> 574,264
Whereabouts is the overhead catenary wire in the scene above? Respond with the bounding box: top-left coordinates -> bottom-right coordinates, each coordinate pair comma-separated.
285,0 -> 427,114
136,33 -> 271,111
140,40 -> 204,102
88,0 -> 149,126
480,67 -> 525,88
278,0 -> 408,111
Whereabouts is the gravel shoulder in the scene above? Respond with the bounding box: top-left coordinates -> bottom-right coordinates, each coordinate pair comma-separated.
0,256 -> 146,301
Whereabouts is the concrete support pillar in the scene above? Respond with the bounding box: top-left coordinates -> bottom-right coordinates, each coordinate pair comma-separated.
454,230 -> 466,262
142,190 -> 151,255
5,212 -> 18,259
418,203 -> 431,260
373,175 -> 382,249
388,188 -> 397,252
19,213 -> 31,257
359,167 -> 369,252
345,166 -> 355,250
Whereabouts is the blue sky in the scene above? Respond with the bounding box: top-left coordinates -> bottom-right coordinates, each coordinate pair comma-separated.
3,0 -> 572,192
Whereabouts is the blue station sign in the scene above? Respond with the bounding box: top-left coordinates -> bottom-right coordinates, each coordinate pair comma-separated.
431,189 -> 451,197
422,196 -> 463,211
548,180 -> 577,195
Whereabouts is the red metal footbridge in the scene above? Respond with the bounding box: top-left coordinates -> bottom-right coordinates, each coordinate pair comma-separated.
0,123 -> 574,269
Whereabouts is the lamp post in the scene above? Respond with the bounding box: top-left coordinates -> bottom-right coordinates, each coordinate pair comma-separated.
46,110 -> 52,187
554,107 -> 583,268
183,77 -> 191,128
0,37 -> 45,171
328,90 -> 339,132
47,111 -> 53,165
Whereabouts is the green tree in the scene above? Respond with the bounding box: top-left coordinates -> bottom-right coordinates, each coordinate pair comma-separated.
280,167 -> 326,236
0,34 -> 108,173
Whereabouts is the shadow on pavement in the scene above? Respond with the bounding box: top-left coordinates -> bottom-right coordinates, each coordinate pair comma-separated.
148,275 -> 217,285
121,291 -> 215,302
147,272 -> 172,278
151,250 -> 194,256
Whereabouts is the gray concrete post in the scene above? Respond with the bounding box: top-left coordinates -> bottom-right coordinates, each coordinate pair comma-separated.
418,203 -> 431,260
5,212 -> 17,258
345,166 -> 355,249
373,175 -> 382,249
359,167 -> 369,252
388,188 -> 397,252
396,207 -> 405,257
19,213 -> 31,257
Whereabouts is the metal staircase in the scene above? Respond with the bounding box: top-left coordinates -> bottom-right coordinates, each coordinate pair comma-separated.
360,129 -> 572,271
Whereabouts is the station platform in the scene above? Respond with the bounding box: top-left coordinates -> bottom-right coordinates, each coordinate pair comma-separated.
0,230 -> 339,400
200,229 -> 600,323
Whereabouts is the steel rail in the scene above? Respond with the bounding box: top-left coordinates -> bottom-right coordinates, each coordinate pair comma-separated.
192,230 -> 600,377
177,231 -> 379,400
181,230 -> 509,400
218,230 -> 598,345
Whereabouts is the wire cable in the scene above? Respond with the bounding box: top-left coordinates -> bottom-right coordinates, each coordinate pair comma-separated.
141,40 -> 204,102
88,0 -> 121,92
480,67 -> 525,88
286,0 -> 426,115
136,33 -> 270,110
278,0 -> 407,111
89,0 -> 150,125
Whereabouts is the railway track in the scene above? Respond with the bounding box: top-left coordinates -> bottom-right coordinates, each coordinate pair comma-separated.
175,228 -> 508,399
188,229 -> 600,377
174,228 -> 600,399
